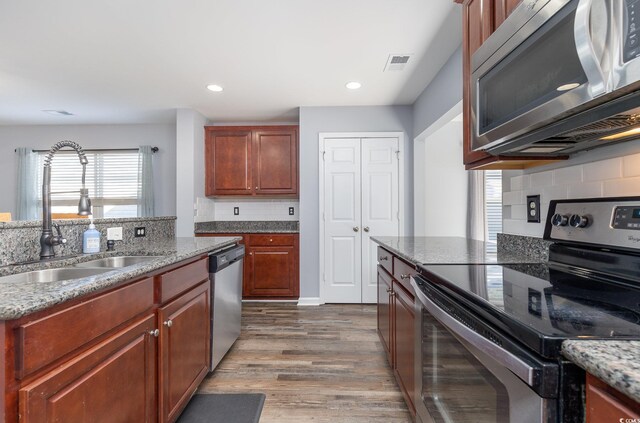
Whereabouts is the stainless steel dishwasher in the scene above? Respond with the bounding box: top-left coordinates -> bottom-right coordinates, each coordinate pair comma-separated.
208,244 -> 244,370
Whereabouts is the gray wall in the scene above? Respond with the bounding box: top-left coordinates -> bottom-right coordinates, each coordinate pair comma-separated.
413,45 -> 463,137
299,105 -> 413,299
0,124 -> 176,218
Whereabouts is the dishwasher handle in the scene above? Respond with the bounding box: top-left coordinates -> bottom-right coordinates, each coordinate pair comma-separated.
209,244 -> 245,273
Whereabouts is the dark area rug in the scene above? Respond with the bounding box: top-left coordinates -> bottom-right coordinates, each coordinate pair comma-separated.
177,393 -> 266,423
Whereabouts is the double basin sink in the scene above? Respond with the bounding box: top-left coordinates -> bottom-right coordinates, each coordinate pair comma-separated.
0,256 -> 162,284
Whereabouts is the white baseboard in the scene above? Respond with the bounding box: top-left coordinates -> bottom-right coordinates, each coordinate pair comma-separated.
241,299 -> 298,303
297,297 -> 322,306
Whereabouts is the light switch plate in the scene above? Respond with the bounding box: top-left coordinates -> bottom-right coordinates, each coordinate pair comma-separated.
107,227 -> 123,241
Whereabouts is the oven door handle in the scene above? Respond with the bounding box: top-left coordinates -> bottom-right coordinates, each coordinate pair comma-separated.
411,278 -> 537,387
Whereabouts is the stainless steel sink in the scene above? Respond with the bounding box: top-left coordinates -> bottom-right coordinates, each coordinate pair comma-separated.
0,268 -> 112,284
73,256 -> 162,268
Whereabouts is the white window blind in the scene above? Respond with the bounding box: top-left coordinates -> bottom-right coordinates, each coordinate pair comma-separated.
485,170 -> 502,252
37,150 -> 139,218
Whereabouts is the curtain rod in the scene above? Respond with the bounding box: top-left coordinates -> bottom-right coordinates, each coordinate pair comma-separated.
15,147 -> 159,153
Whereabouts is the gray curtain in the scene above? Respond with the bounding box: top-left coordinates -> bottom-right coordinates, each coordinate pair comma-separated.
137,146 -> 155,217
15,147 -> 40,220
466,170 -> 486,241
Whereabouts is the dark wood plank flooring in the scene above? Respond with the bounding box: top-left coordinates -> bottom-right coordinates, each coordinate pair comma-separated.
199,303 -> 411,422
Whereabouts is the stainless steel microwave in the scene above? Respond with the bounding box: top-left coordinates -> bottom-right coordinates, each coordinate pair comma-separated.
472,0 -> 640,156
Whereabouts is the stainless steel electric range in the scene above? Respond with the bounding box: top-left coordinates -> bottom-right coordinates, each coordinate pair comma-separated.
411,197 -> 640,423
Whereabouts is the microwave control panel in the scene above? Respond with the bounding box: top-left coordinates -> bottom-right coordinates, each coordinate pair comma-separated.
625,0 -> 640,62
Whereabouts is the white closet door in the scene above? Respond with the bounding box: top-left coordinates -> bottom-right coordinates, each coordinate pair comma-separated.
323,138 -> 362,303
361,138 -> 399,303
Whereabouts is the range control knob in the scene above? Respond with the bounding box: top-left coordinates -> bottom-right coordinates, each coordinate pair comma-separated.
551,213 -> 569,227
569,214 -> 590,228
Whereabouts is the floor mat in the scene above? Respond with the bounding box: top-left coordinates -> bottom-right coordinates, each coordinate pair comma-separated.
176,393 -> 266,423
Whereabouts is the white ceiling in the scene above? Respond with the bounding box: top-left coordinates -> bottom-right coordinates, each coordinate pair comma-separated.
0,1 -> 461,125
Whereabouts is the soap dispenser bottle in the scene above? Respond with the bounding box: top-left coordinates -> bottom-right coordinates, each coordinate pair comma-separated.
83,218 -> 101,254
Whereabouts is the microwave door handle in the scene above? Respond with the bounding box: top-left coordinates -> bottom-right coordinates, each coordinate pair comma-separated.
574,0 -> 610,96
410,278 -> 538,387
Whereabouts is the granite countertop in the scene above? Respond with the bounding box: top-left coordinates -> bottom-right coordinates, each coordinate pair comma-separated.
194,220 -> 299,234
371,236 -> 546,265
563,340 -> 640,403
0,236 -> 240,320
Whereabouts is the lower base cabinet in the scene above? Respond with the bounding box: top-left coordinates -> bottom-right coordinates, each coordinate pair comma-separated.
377,246 -> 417,418
2,255 -> 213,423
587,373 -> 640,422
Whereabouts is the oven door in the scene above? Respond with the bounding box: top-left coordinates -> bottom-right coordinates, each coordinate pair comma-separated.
412,277 -> 558,423
471,0 -> 613,153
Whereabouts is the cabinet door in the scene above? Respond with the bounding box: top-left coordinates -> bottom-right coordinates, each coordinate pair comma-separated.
158,282 -> 210,423
19,315 -> 157,423
205,129 -> 253,196
494,0 -> 522,28
377,266 -> 393,367
587,374 -> 640,422
394,281 -> 415,415
252,127 -> 298,196
245,244 -> 299,298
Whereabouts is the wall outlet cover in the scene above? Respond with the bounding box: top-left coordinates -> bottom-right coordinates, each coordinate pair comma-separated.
289,207 -> 294,215
527,195 -> 541,223
233,207 -> 240,216
134,227 -> 146,237
106,227 -> 123,241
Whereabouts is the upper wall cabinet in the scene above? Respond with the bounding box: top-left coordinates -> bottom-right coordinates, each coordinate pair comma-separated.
205,126 -> 299,197
460,0 -> 564,170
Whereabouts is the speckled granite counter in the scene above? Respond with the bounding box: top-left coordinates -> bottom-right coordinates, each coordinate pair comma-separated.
194,220 -> 299,234
563,340 -> 640,403
0,236 -> 240,320
371,236 -> 547,265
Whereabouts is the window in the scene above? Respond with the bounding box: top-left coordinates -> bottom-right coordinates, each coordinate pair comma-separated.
485,170 -> 502,252
37,150 -> 140,218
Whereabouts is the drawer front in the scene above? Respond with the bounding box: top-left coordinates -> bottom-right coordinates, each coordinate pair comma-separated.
377,246 -> 393,275
393,257 -> 417,295
158,257 -> 209,304
17,277 -> 154,379
249,234 -> 296,247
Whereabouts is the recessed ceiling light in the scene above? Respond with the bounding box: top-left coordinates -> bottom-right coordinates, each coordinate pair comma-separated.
206,84 -> 224,92
42,110 -> 73,116
346,81 -> 362,90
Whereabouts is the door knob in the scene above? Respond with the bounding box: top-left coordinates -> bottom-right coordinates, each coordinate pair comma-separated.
364,226 -> 370,232
353,226 -> 359,232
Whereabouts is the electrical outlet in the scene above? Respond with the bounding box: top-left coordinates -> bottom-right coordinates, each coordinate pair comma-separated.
107,227 -> 123,241
233,207 -> 240,216
289,207 -> 294,216
527,195 -> 541,223
134,227 -> 146,237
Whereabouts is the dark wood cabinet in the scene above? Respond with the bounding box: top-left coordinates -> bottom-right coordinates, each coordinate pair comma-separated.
205,126 -> 298,197
2,255 -> 215,423
377,266 -> 393,365
159,282 -> 210,423
586,373 -> 640,423
376,249 -> 417,418
245,234 -> 299,298
19,315 -> 157,423
197,233 -> 299,300
459,0 -> 565,170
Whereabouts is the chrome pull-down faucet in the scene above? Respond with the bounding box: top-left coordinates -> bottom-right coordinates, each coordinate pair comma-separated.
40,141 -> 92,260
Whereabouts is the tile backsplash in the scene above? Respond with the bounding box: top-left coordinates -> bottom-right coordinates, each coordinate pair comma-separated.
503,152 -> 640,238
195,197 -> 299,222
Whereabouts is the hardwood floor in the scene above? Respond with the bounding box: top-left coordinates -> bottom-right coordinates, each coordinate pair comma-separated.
199,303 -> 412,423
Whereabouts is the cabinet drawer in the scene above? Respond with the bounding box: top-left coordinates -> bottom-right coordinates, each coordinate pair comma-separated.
17,277 -> 154,379
157,257 -> 209,304
249,234 -> 295,247
377,246 -> 393,275
393,257 -> 416,295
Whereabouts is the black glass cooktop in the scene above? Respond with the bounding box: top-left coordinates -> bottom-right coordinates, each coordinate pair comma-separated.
417,261 -> 640,358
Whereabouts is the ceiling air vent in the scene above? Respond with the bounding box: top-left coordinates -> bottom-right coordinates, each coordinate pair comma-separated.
384,54 -> 412,72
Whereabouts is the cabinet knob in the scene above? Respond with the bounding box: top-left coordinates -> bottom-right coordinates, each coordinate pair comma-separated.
164,320 -> 173,328
249,252 -> 253,256
247,186 -> 250,190
149,329 -> 159,337
255,186 -> 258,189
363,226 -> 370,232
379,256 -> 388,261
269,238 -> 273,242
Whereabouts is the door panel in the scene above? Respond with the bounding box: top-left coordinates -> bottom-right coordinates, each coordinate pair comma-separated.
323,139 -> 361,303
361,138 -> 399,304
